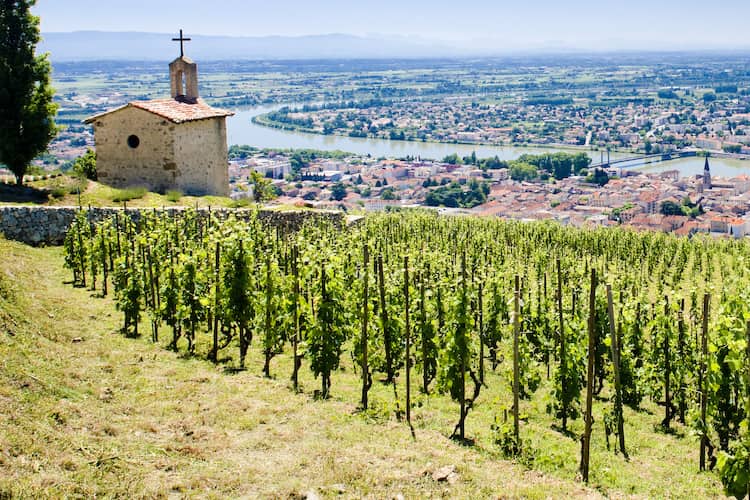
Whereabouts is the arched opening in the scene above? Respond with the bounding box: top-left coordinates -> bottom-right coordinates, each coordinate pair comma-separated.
175,70 -> 185,97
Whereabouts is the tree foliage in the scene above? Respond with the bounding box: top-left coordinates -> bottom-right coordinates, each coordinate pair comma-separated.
73,148 -> 97,180
0,0 -> 58,185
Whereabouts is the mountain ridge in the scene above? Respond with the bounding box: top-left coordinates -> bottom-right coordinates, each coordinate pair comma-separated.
39,31 -> 467,61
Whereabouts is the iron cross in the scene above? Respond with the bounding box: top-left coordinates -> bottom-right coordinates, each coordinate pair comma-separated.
172,29 -> 191,58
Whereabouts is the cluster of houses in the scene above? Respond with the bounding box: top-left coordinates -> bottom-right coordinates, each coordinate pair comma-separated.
476,163 -> 750,237
272,92 -> 750,156
230,149 -> 750,238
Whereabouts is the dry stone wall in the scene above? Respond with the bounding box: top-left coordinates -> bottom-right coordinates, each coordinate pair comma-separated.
0,206 -> 345,246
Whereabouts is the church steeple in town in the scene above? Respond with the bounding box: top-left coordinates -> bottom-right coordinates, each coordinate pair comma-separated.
703,156 -> 712,190
169,29 -> 199,104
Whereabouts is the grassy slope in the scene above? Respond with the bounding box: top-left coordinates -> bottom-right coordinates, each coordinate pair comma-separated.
1,177 -> 314,211
0,238 -> 724,498
1,176 -> 237,208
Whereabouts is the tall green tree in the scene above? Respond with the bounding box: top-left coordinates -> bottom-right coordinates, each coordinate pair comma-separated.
0,0 -> 58,185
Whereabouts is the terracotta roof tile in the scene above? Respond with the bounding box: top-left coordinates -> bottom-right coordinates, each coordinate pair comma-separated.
85,98 -> 234,124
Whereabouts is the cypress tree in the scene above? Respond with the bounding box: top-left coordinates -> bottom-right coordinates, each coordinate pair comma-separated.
0,0 -> 58,185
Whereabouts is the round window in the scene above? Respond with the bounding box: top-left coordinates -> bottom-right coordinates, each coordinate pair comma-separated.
127,135 -> 140,149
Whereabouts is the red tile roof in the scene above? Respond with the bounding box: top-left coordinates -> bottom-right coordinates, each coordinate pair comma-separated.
85,98 -> 234,124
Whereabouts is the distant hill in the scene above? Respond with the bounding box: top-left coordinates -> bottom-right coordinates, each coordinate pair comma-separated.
39,31 -> 467,62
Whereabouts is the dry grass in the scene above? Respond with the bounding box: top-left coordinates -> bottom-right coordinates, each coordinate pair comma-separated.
0,238 -> 726,498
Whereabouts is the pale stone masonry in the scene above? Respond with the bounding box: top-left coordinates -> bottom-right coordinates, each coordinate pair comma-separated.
85,44 -> 233,196
0,206 -> 346,246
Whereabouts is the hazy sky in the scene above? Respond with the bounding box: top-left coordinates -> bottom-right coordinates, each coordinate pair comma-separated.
34,0 -> 750,51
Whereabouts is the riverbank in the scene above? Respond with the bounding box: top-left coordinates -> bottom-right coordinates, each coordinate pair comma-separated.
251,112 -> 638,158
228,106 -> 750,177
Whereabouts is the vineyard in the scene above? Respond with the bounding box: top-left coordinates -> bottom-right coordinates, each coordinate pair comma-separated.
63,209 -> 750,497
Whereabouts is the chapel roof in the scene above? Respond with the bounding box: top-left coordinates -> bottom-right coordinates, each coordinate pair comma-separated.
84,98 -> 234,125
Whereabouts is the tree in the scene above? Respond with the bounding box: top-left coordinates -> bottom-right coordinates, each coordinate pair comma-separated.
572,153 -> 592,175
0,0 -> 58,185
509,162 -> 538,182
552,158 -> 572,180
73,149 -> 97,180
586,168 -> 609,186
381,187 -> 397,200
442,153 -> 462,165
250,171 -> 277,203
330,182 -> 347,201
660,200 -> 682,216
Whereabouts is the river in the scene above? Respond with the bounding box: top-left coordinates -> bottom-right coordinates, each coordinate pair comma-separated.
227,105 -> 750,178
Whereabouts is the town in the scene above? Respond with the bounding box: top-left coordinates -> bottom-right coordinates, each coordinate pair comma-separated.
259,88 -> 750,156
225,145 -> 750,236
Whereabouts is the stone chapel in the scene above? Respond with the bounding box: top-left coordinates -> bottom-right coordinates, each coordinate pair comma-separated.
84,31 -> 233,196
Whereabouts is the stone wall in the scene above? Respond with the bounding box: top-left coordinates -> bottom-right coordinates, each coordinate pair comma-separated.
0,206 -> 346,246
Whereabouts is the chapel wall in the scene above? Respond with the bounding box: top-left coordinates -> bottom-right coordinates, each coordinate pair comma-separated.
92,107 -> 177,192
173,118 -> 230,196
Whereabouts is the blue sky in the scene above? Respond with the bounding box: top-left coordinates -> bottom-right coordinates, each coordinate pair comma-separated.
34,0 -> 750,50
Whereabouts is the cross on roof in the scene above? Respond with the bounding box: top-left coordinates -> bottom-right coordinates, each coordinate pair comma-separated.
172,29 -> 191,58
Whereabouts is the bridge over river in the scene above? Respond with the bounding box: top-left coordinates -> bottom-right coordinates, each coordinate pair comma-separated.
590,150 -> 750,171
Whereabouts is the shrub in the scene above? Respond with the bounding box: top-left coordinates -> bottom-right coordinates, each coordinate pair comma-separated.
111,187 -> 147,202
230,197 -> 252,208
165,190 -> 183,203
73,149 -> 97,180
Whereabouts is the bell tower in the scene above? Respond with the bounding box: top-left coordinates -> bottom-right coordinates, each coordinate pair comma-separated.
169,30 -> 199,104
703,156 -> 712,190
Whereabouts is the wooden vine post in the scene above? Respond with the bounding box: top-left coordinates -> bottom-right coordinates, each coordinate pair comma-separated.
663,297 -> 673,430
420,269 -> 430,394
580,268 -> 597,483
677,298 -> 686,423
513,274 -> 521,449
211,242 -> 220,363
320,262 -> 329,398
76,217 -> 86,288
606,284 -> 627,458
478,282 -> 485,385
404,255 -> 411,427
100,227 -> 108,296
360,245 -> 370,408
377,255 -> 394,383
458,254 -> 467,440
556,258 -> 567,431
147,247 -> 159,343
292,245 -> 301,391
699,293 -> 710,472
262,254 -> 273,378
